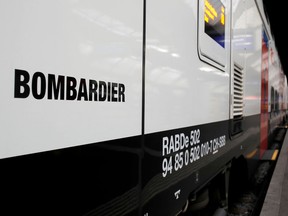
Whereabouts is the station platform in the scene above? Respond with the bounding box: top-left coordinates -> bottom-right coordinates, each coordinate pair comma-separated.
259,126 -> 288,216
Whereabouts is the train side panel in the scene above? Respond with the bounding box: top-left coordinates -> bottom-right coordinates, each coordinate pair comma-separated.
0,1 -> 143,216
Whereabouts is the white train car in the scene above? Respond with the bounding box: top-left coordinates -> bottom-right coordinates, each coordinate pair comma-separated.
0,0 -> 287,215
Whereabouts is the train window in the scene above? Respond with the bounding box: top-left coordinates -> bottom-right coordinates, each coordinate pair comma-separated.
198,0 -> 229,69
204,0 -> 225,48
276,91 -> 279,111
271,87 -> 275,111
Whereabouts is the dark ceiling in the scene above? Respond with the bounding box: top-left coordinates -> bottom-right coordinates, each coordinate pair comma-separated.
263,0 -> 288,77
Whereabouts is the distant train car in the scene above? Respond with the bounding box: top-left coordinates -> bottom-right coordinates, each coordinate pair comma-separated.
0,0 -> 287,215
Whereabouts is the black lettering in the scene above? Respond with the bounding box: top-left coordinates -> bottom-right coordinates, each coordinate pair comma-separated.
99,81 -> 107,101
89,80 -> 98,101
118,83 -> 125,102
77,78 -> 88,101
48,74 -> 65,100
107,82 -> 111,102
66,76 -> 77,100
14,69 -> 125,102
14,69 -> 30,98
111,83 -> 118,102
32,72 -> 46,99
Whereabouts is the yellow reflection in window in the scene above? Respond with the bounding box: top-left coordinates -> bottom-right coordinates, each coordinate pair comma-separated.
204,0 -> 225,26
221,6 -> 225,25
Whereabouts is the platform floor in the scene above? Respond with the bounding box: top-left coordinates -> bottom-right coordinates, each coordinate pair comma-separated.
260,127 -> 288,216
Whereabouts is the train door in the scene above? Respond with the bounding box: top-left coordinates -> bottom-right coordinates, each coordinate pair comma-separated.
229,0 -> 246,137
143,0 -> 231,215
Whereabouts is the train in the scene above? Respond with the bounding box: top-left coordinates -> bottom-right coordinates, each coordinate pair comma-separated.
0,0 -> 287,215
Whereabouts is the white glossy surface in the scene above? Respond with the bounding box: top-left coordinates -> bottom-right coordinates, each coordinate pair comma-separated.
0,0 -> 143,158
243,0 -> 262,116
145,0 -> 230,133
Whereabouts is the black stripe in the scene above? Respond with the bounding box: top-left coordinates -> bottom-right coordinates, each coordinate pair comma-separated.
0,115 -> 262,216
